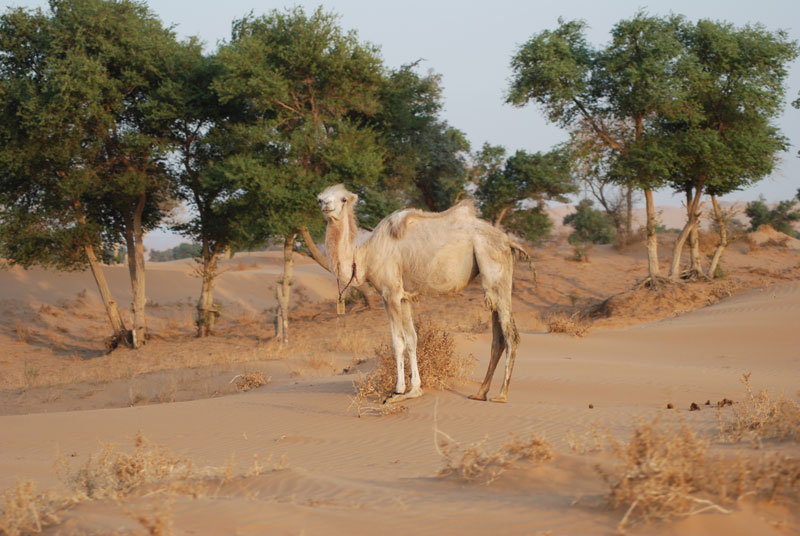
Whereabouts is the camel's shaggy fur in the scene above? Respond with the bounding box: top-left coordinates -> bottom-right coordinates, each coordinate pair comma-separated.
317,184 -> 524,403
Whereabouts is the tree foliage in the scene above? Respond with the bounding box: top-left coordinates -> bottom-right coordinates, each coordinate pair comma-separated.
564,199 -> 617,245
745,196 -> 800,238
474,144 -> 574,241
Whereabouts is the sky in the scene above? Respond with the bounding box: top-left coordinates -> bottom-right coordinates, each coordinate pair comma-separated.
7,0 -> 800,250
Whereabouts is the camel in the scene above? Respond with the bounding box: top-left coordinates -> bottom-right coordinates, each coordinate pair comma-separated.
317,184 -> 527,403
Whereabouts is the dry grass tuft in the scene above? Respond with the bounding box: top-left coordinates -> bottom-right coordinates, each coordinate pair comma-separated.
0,480 -> 67,536
600,414 -> 800,531
718,373 -> 800,444
350,322 -> 475,416
437,432 -> 554,484
231,372 -> 269,393
65,431 -> 201,500
565,423 -> 614,454
544,311 -> 589,337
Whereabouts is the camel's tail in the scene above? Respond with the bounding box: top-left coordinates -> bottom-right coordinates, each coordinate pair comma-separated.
510,238 -> 537,287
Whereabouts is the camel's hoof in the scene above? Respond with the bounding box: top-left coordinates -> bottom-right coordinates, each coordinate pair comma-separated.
490,396 -> 508,403
468,393 -> 487,401
384,388 -> 423,404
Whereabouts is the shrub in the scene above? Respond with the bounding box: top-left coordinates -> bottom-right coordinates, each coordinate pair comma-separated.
564,199 -> 617,245
351,322 -> 475,415
718,373 -> 800,443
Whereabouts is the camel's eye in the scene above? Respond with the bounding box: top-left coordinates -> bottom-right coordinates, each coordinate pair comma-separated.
341,197 -> 347,203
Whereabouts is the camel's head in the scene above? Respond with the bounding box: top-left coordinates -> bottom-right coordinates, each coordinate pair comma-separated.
317,184 -> 358,222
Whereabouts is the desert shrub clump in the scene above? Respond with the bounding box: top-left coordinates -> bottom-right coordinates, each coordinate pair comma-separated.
351,322 -> 476,414
719,373 -> 800,443
600,415 -> 800,531
437,433 -> 554,484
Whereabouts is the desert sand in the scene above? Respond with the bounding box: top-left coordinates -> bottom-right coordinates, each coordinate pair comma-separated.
1,222 -> 799,535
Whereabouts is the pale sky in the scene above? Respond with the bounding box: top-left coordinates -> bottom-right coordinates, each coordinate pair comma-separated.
7,0 -> 800,249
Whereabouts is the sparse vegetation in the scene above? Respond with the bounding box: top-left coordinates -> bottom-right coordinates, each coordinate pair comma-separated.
351,323 -> 476,415
600,414 -> 800,531
231,372 -> 269,393
436,428 -> 554,484
543,311 -> 588,337
718,373 -> 800,444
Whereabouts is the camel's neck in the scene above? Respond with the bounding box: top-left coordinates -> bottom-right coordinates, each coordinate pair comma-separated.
325,206 -> 361,284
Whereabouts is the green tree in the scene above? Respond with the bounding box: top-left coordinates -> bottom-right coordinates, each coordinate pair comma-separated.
745,196 -> 800,237
363,63 -> 470,219
474,145 -> 574,241
508,14 -> 692,281
665,20 -> 797,279
564,199 -> 617,245
0,0 -> 179,347
149,243 -> 203,262
213,7 -> 384,342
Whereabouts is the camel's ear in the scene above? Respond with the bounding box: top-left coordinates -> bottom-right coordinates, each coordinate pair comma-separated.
347,192 -> 358,205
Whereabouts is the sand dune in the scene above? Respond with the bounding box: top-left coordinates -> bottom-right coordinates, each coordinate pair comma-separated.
1,234 -> 799,535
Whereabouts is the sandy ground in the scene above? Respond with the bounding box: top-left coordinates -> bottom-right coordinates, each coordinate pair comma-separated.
1,223 -> 799,535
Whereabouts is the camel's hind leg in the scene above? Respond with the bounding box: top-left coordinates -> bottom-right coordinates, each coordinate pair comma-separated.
469,237 -> 519,402
469,311 -> 504,401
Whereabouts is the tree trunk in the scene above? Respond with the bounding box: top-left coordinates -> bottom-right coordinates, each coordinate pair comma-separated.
625,183 -> 633,241
707,194 -> 728,279
669,182 -> 705,281
124,194 -> 148,348
299,225 -> 380,310
196,242 -> 220,337
275,233 -> 295,344
644,189 -> 661,279
494,205 -> 511,227
689,225 -> 702,274
686,189 -> 703,275
298,226 -> 329,271
84,244 -> 130,348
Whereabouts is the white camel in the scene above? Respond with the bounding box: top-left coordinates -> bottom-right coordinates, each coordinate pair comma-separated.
317,184 -> 526,403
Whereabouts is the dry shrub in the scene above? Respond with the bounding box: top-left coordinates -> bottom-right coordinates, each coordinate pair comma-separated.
437,432 -> 554,484
65,431 -> 201,500
600,415 -> 800,531
122,497 -> 174,536
565,423 -> 614,454
544,311 -> 588,337
0,480 -> 66,536
719,373 -> 800,444
351,322 -> 476,415
231,372 -> 269,393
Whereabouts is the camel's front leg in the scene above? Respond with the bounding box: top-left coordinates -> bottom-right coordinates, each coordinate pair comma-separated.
382,294 -> 423,404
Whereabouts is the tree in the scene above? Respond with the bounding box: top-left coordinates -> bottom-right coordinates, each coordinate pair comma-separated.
564,199 -> 617,245
508,14 -> 692,281
745,196 -> 800,238
364,63 -> 470,217
213,7 -> 385,342
664,20 -> 797,279
474,144 -> 574,241
0,0 -> 179,348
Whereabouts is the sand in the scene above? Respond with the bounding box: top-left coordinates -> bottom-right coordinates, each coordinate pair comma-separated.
1,228 -> 799,535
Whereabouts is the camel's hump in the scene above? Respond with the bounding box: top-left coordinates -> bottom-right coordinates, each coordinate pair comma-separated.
385,200 -> 477,240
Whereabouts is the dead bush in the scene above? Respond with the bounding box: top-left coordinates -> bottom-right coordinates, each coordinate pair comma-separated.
0,480 -> 66,536
351,322 -> 475,415
543,311 -> 588,337
600,414 -> 800,531
232,372 -> 269,393
65,431 -> 201,500
718,373 -> 800,444
437,432 -> 554,484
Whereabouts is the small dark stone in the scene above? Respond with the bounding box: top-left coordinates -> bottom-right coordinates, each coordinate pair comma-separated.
689,402 -> 700,411
588,403 -> 594,409
667,403 -> 674,409
705,400 -> 711,405
717,398 -> 733,407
